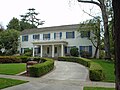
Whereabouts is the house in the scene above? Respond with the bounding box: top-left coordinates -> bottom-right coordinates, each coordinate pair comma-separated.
19,24 -> 99,58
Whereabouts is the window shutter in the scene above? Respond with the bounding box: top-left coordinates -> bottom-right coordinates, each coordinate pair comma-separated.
54,33 -> 56,39
66,32 -> 68,38
64,46 -> 67,54
79,46 -> 83,55
88,31 -> 90,37
89,46 -> 92,57
48,33 -> 50,40
72,31 -> 75,38
60,32 -> 62,39
33,35 -> 35,39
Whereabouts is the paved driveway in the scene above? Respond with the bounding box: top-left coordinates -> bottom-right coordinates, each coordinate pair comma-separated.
2,61 -> 89,90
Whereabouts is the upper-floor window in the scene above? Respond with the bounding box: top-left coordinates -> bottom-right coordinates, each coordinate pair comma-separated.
66,31 -> 75,39
43,33 -> 50,40
22,35 -> 28,41
33,34 -> 40,40
81,31 -> 90,38
54,32 -> 62,39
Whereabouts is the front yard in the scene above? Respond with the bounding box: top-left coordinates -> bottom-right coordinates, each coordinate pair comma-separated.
0,78 -> 27,89
0,63 -> 26,75
84,87 -> 115,90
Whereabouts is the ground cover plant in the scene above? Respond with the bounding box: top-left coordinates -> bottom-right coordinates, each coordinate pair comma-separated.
0,78 -> 28,89
0,63 -> 26,75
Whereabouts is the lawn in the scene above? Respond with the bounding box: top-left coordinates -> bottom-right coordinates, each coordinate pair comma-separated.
92,59 -> 115,82
0,78 -> 27,89
84,87 -> 115,90
0,63 -> 26,75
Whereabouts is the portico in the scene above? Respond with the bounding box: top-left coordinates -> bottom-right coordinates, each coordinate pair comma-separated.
32,41 -> 68,57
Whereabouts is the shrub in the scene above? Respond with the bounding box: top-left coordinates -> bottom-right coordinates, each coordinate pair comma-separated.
70,47 -> 79,57
29,58 -> 54,77
80,51 -> 91,58
89,62 -> 105,81
0,56 -> 21,63
17,56 -> 29,63
58,57 -> 105,81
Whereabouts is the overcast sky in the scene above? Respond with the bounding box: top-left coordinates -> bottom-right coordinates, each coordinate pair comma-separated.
0,0 -> 101,28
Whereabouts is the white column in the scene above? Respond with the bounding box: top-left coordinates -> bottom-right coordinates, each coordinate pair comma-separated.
33,45 -> 35,57
61,44 -> 64,57
52,45 -> 54,57
40,45 -> 43,57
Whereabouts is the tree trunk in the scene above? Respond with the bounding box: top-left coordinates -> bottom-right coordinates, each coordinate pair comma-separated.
100,3 -> 111,60
94,45 -> 98,58
112,0 -> 120,90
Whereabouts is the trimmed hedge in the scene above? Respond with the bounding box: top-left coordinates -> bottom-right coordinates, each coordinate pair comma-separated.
0,56 -> 21,63
58,57 -> 105,81
29,58 -> 54,77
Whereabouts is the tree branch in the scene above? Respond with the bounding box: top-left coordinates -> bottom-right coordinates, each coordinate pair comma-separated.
78,0 -> 101,7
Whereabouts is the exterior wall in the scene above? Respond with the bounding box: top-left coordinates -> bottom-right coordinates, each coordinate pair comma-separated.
20,26 -> 99,58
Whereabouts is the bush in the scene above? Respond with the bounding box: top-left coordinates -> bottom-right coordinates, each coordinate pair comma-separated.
0,56 -> 21,63
29,58 -> 54,77
80,51 -> 91,58
58,57 -> 105,81
89,62 -> 105,81
70,47 -> 79,57
17,56 -> 29,63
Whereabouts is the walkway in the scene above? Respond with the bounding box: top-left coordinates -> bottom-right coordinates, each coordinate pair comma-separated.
0,61 -> 115,90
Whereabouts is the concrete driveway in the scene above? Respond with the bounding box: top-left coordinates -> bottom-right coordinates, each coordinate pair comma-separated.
1,61 -> 89,90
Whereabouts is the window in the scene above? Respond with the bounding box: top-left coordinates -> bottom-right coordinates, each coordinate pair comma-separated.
54,32 -> 62,39
55,47 -> 57,53
43,33 -> 50,40
81,31 -> 90,38
33,34 -> 40,40
22,35 -> 28,41
66,31 -> 75,39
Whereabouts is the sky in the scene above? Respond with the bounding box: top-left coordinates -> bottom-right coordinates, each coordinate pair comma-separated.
0,0 -> 101,28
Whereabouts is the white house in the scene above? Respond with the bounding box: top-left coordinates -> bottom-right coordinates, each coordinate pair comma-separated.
19,24 -> 99,58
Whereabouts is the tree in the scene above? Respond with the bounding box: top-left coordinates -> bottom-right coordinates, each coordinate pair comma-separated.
78,0 -> 111,59
112,0 -> 120,90
78,17 -> 100,58
20,8 -> 45,28
0,24 -> 4,32
7,17 -> 20,31
0,29 -> 20,55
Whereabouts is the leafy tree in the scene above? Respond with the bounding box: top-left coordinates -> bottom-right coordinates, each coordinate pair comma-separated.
78,17 -> 100,58
20,8 -> 45,28
112,0 -> 120,90
70,47 -> 79,57
78,0 -> 111,60
7,17 -> 20,31
0,29 -> 20,55
0,24 -> 4,32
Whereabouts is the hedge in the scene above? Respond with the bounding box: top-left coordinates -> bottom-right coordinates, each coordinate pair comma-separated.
58,57 -> 105,81
0,56 -> 21,63
29,58 -> 54,77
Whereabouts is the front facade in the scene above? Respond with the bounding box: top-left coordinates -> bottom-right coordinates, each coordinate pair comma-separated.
19,24 -> 99,58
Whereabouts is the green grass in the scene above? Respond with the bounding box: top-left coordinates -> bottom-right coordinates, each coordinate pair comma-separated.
0,63 -> 26,75
92,59 -> 115,82
84,87 -> 115,90
0,78 -> 28,89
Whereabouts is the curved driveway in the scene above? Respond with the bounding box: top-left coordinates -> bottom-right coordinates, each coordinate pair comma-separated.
2,61 -> 89,90
41,61 -> 89,81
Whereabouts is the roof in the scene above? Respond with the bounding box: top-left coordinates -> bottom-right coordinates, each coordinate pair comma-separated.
20,24 -> 80,35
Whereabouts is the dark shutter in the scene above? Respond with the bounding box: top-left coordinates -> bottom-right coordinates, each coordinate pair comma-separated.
89,46 -> 92,57
60,32 -> 62,39
54,33 -> 56,39
72,31 -> 75,38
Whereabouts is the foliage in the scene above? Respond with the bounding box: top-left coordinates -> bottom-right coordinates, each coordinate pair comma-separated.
0,63 -> 26,75
80,51 -> 92,58
0,29 -> 20,55
20,8 -> 45,28
23,48 -> 32,56
29,58 -> 54,77
0,78 -> 27,89
7,17 -> 20,31
70,47 -> 79,57
58,57 -> 104,81
84,87 -> 115,90
17,56 -> 29,63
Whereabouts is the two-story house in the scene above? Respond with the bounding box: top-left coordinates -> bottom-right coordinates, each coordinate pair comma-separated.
19,24 -> 98,58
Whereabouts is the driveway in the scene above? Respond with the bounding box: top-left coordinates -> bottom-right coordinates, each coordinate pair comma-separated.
1,61 -> 89,90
